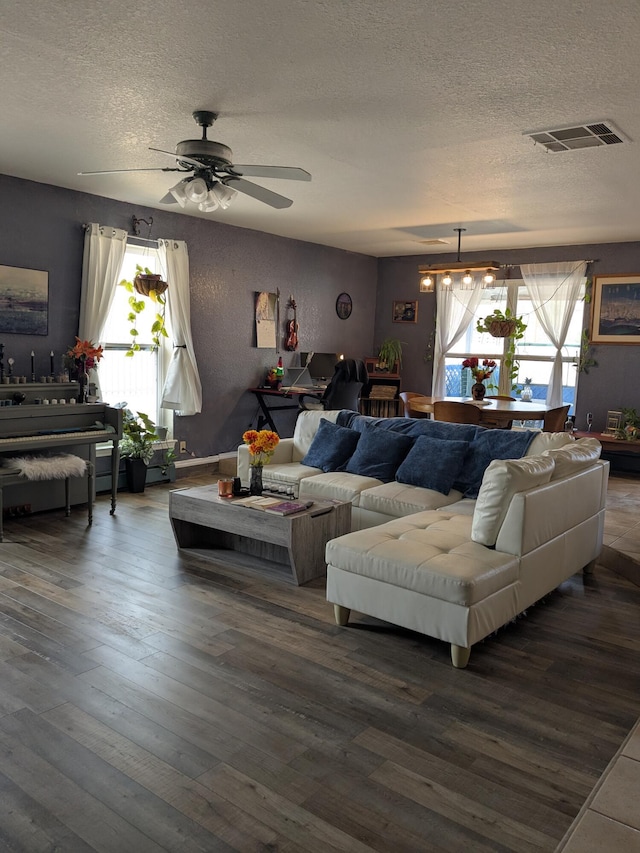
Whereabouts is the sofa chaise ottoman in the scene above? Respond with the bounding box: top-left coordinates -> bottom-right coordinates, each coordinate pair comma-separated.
326,441 -> 608,667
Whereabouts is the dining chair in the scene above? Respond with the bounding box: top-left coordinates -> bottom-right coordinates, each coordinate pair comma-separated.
399,391 -> 429,418
543,404 -> 570,432
433,400 -> 482,425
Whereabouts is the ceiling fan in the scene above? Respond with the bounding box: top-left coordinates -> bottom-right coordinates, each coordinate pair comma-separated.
78,110 -> 311,211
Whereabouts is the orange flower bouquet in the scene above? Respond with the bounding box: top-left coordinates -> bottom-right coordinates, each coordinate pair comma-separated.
242,429 -> 280,466
65,337 -> 104,370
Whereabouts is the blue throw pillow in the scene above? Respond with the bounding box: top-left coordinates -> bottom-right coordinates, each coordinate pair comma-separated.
301,418 -> 361,472
395,435 -> 469,495
344,422 -> 414,481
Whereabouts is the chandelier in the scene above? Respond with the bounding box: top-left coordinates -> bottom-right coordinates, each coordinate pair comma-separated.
419,228 -> 501,291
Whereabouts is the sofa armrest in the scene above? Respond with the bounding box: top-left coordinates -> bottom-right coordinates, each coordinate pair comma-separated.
237,438 -> 296,486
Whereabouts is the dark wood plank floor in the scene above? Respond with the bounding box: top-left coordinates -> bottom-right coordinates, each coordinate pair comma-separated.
0,474 -> 638,852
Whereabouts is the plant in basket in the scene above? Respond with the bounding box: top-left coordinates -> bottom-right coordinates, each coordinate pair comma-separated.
119,265 -> 169,356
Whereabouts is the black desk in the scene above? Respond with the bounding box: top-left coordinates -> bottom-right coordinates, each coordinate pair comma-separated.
248,387 -> 323,432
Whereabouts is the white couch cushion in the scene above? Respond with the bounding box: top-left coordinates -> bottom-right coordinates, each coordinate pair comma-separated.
471,455 -> 555,547
292,410 -> 341,461
542,437 -> 602,480
326,511 -> 518,606
261,462 -> 322,496
299,471 -> 381,506
359,481 -> 464,518
525,431 -> 575,456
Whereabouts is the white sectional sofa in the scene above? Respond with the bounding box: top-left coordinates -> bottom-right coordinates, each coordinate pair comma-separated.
238,410 -> 608,666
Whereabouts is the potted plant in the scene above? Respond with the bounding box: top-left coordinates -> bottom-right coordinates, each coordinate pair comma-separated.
476,308 -> 526,339
376,338 -> 404,372
119,265 -> 169,357
120,409 -> 158,492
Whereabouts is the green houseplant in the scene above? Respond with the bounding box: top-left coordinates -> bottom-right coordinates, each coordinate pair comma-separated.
476,308 -> 526,339
376,338 -> 404,372
120,410 -> 158,492
477,309 -> 527,392
119,265 -> 169,357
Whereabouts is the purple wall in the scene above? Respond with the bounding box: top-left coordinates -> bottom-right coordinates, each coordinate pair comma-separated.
378,245 -> 640,433
2,170 -> 638,447
0,174 -> 376,456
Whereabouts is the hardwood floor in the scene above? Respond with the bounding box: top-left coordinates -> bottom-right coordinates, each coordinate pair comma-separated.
0,474 -> 638,852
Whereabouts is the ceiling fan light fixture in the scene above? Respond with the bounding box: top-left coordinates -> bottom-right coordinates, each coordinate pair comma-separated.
212,182 -> 238,209
184,176 -> 209,204
198,191 -> 220,212
168,178 -> 190,207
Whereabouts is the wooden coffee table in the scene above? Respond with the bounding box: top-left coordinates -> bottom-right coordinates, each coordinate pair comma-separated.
169,485 -> 351,585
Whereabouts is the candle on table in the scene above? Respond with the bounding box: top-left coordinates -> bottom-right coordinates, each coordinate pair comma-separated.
50,351 -> 54,375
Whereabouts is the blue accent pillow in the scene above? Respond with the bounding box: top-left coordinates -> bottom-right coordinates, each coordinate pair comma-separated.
453,428 -> 537,497
344,422 -> 414,481
301,418 -> 360,472
395,435 -> 469,495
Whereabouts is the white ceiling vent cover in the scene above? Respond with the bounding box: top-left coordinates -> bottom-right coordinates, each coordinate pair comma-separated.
524,120 -> 630,152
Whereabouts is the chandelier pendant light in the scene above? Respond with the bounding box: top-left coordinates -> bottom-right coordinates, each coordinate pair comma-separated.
419,228 -> 501,291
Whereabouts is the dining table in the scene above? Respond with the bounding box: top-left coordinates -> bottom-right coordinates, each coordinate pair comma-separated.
408,396 -> 553,427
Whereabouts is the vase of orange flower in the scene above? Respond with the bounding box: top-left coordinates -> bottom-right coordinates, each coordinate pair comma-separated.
462,357 -> 497,401
242,429 -> 280,495
65,338 -> 104,403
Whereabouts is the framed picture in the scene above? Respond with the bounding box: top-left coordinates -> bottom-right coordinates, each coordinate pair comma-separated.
392,300 -> 418,324
255,290 -> 278,349
336,292 -> 352,319
0,265 -> 49,335
604,410 -> 623,435
590,274 -> 640,344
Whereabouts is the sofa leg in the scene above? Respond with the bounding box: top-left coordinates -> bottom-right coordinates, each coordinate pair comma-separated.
334,605 -> 350,626
451,644 -> 471,668
583,559 -> 597,575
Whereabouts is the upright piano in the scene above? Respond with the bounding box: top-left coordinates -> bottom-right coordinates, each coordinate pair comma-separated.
0,398 -> 123,516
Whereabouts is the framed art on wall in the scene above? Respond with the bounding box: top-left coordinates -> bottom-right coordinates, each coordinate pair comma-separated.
392,300 -> 418,323
590,274 -> 640,344
255,290 -> 278,348
336,292 -> 352,319
0,265 -> 49,335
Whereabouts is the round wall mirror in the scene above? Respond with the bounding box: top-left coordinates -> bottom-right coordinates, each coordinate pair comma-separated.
336,292 -> 352,319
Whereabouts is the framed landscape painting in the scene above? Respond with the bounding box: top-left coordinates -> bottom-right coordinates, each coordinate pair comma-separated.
0,265 -> 49,335
591,274 -> 640,344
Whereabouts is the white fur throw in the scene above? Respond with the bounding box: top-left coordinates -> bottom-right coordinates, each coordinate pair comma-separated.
2,454 -> 87,481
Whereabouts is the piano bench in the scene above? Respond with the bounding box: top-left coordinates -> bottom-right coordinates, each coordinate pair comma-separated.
0,454 -> 95,541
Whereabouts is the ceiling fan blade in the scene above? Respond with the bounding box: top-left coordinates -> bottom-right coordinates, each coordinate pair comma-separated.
149,147 -> 202,171
228,165 -> 311,181
78,167 -> 184,175
159,191 -> 180,205
225,177 -> 293,209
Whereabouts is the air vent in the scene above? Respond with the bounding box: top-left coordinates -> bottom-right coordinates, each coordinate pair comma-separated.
524,120 -> 629,152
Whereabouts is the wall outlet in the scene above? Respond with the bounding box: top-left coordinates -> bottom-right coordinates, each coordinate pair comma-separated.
179,441 -> 187,453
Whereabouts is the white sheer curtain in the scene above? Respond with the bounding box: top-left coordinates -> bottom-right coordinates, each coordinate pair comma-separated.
520,260 -> 586,407
432,281 -> 484,396
79,223 -> 128,396
158,239 -> 202,416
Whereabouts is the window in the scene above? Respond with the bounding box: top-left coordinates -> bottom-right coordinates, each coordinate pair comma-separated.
445,280 -> 585,412
99,245 -> 171,430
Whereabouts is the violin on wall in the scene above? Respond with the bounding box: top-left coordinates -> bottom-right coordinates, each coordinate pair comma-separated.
285,296 -> 299,351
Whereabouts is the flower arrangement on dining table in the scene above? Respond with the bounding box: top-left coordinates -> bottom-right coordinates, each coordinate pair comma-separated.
242,429 -> 280,466
462,357 -> 497,383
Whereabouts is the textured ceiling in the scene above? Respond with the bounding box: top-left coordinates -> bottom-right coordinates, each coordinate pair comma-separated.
3,0 -> 640,257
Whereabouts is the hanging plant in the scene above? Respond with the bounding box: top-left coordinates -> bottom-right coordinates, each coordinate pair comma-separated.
476,308 -> 527,339
119,265 -> 169,357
